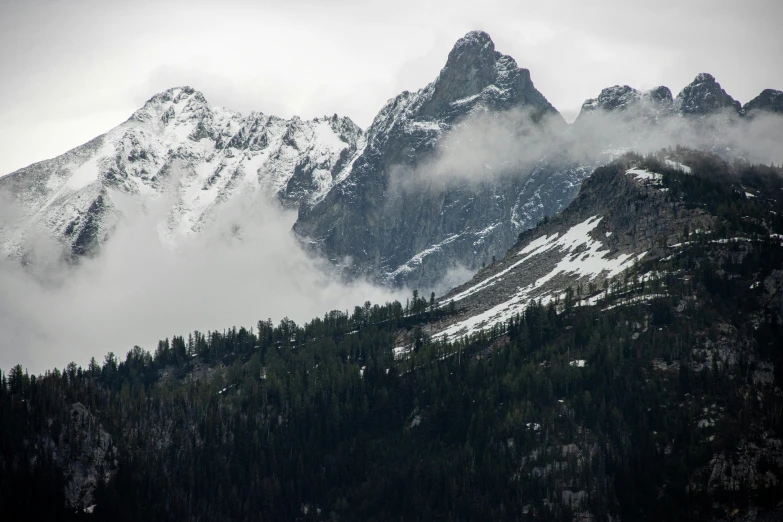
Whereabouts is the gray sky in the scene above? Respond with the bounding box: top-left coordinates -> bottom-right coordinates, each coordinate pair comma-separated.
1,0 -> 781,175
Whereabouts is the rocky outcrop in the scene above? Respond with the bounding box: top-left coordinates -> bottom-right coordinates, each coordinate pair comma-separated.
743,89 -> 783,117
38,402 -> 117,513
674,73 -> 741,116
574,73 -> 746,126
577,84 -> 673,118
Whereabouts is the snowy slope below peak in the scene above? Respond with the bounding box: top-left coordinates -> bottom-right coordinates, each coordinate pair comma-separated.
437,215 -> 644,340
430,155 -> 715,341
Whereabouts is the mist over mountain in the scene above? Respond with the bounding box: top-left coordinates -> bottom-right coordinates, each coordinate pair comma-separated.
1,30 -> 782,374
5,146 -> 783,520
3,20 -> 783,520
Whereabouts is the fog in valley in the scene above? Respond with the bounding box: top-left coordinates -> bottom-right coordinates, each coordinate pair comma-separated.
0,193 -> 402,374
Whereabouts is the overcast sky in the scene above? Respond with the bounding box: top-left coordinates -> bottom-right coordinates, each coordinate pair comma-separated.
1,0 -> 781,175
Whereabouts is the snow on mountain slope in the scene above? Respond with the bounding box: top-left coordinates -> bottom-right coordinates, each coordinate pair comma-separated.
432,154 -> 715,341
0,86 -> 362,261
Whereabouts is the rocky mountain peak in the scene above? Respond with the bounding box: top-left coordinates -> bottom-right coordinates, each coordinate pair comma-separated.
575,84 -> 673,127
144,86 -> 208,109
418,30 -> 556,120
675,73 -> 740,115
580,85 -> 640,113
444,30 -> 497,67
641,85 -> 673,105
580,84 -> 674,113
129,86 -> 214,125
742,88 -> 783,116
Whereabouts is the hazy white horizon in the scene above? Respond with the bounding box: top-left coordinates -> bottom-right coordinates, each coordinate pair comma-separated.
1,0 -> 781,175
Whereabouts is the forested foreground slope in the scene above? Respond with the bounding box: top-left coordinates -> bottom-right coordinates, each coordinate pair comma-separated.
2,151 -> 783,521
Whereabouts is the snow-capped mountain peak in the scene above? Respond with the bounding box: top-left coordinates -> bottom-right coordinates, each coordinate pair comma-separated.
0,86 -> 363,261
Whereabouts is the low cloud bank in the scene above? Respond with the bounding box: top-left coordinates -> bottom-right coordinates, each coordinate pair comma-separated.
0,194 -> 401,375
391,107 -> 783,191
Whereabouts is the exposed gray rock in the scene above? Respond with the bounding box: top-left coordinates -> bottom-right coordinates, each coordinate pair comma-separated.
674,73 -> 741,116
293,31 -> 586,290
577,84 -> 673,116
743,89 -> 783,117
574,84 -> 674,132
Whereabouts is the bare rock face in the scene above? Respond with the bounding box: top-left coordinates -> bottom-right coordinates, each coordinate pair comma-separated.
293,31 -> 589,291
743,89 -> 783,117
674,73 -> 741,116
578,84 -> 674,115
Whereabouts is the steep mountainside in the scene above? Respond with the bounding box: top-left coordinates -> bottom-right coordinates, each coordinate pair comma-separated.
3,150 -> 783,521
430,150 -> 783,342
432,152 -> 707,341
3,31 -> 781,297
0,87 -> 362,260
294,58 -> 782,292
293,31 -> 590,290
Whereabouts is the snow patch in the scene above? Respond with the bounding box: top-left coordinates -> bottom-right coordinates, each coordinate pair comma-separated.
66,156 -> 103,190
626,168 -> 662,182
664,159 -> 692,173
387,234 -> 461,280
439,216 -> 645,340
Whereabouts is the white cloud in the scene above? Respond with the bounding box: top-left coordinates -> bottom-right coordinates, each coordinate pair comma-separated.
0,194 -> 402,374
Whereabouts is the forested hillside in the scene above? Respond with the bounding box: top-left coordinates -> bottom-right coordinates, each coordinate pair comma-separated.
2,152 -> 783,521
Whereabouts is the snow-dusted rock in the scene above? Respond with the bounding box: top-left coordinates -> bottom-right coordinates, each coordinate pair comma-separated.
0,86 -> 362,261
293,30 -> 589,290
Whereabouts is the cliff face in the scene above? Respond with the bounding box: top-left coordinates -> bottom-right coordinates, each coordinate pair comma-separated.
293,31 -> 588,290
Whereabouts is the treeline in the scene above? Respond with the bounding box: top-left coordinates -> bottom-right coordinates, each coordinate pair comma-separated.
2,153 -> 783,520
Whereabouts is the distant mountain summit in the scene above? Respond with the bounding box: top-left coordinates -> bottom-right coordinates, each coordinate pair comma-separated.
743,88 -> 783,116
293,30 -> 585,290
674,73 -> 741,115
0,86 -> 362,261
578,84 -> 673,115
416,30 -> 562,122
575,73 -> 748,124
574,84 -> 674,130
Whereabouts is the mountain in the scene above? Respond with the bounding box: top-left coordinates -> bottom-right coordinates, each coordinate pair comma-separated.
743,88 -> 783,117
3,31 -> 781,297
569,74 -> 783,175
674,73 -> 742,116
575,84 -> 674,125
430,151 -> 708,341
0,86 -> 362,261
293,31 -> 590,291
3,149 -> 782,520
573,73 -> 746,128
